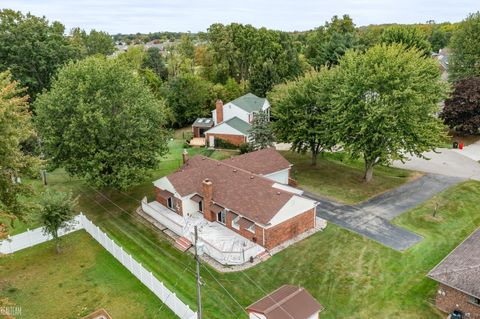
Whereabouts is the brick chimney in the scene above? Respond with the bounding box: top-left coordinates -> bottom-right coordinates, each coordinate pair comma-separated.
182,149 -> 189,164
215,99 -> 223,124
202,179 -> 215,222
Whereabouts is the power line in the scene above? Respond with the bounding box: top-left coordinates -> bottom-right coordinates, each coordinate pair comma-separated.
79,185 -> 239,318
201,263 -> 249,316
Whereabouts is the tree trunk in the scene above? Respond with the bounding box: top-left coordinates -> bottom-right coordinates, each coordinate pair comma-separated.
364,160 -> 374,183
55,239 -> 61,254
311,151 -> 318,166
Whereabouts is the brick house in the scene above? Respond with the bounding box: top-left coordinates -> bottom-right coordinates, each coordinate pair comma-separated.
141,148 -> 321,265
192,93 -> 270,147
427,228 -> 480,318
247,285 -> 324,319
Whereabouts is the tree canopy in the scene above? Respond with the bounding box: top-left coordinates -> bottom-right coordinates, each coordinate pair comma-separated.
449,12 -> 480,81
441,77 -> 480,135
0,9 -> 79,99
380,25 -> 431,56
305,15 -> 357,69
332,44 -> 448,182
39,190 -> 78,253
269,69 -> 338,165
248,110 -> 275,150
34,56 -> 169,190
0,71 -> 40,223
70,28 -> 115,56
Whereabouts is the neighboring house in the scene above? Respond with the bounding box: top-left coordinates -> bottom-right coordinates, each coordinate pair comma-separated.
140,148 -> 320,265
432,48 -> 449,81
192,93 -> 271,147
427,228 -> 480,318
246,285 -> 324,319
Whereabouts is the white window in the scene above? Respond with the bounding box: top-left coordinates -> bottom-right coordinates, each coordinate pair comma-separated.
247,223 -> 255,233
198,200 -> 203,213
232,216 -> 240,230
469,296 -> 480,306
217,210 -> 226,224
167,197 -> 173,209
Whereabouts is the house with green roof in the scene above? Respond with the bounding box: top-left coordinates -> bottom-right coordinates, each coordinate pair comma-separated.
191,93 -> 271,147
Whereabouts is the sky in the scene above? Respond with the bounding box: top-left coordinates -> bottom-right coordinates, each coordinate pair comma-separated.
1,0 -> 478,34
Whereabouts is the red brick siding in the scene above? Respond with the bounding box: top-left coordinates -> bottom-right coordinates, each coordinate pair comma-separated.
154,187 -> 183,216
225,212 -> 264,245
206,133 -> 246,146
263,208 -> 315,250
435,283 -> 480,317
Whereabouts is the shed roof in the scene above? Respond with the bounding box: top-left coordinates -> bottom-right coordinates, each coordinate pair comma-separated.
247,285 -> 323,319
192,118 -> 214,128
427,228 -> 480,299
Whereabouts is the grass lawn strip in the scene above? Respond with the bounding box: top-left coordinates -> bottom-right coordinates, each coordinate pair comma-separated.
0,230 -> 176,319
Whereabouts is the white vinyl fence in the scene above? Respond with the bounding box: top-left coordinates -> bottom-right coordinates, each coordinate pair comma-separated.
0,213 -> 197,319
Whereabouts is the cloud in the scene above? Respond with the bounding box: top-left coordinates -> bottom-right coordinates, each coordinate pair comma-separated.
1,0 -> 478,33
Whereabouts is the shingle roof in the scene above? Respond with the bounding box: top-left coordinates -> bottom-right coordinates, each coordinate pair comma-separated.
427,228 -> 480,299
247,285 -> 323,319
166,155 -> 295,225
192,118 -> 214,128
230,93 -> 266,113
222,148 -> 291,175
224,117 -> 251,135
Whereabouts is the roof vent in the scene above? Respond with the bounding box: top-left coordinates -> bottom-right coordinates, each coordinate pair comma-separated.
276,191 -> 281,195
233,169 -> 237,173
250,176 -> 254,179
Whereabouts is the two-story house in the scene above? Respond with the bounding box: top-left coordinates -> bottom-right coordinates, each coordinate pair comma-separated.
192,93 -> 270,147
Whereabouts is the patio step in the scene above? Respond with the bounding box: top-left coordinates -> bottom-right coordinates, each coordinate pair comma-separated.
174,236 -> 192,252
258,251 -> 271,262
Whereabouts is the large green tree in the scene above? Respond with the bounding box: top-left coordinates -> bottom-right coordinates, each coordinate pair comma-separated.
39,190 -> 78,253
381,25 -> 431,56
0,71 -> 40,225
70,28 -> 115,56
305,15 -> 357,69
333,44 -> 448,182
449,12 -> 480,81
0,9 -> 79,99
142,47 -> 168,81
162,73 -> 213,127
34,57 -> 169,190
269,69 -> 338,165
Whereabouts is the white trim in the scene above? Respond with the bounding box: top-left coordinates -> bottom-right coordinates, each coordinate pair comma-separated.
267,195 -> 317,228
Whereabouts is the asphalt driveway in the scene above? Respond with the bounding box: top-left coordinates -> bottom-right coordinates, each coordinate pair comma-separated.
305,174 -> 463,251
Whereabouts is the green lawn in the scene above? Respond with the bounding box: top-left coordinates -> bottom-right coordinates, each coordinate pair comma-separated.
283,151 -> 417,204
0,231 -> 176,319
5,129 -> 480,318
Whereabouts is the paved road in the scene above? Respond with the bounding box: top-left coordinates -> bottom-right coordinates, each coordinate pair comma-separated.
392,148 -> 480,180
305,174 -> 463,251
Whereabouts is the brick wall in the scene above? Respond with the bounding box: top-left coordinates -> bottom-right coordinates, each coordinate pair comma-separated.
206,133 -> 246,146
225,212 -> 264,246
435,283 -> 480,317
154,187 -> 183,216
263,208 -> 315,250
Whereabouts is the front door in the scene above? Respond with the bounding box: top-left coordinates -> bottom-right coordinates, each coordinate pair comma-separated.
199,128 -> 205,137
209,135 -> 215,147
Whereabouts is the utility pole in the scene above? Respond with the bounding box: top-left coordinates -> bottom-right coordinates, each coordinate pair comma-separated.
194,226 -> 202,319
